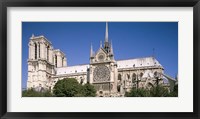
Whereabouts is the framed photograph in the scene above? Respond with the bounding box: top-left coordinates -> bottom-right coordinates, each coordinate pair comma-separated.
1,0 -> 199,119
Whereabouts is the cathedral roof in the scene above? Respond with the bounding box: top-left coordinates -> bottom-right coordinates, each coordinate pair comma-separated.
116,57 -> 163,69
55,57 -> 162,76
55,64 -> 89,75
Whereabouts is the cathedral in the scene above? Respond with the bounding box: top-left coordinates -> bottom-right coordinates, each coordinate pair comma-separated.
27,23 -> 167,97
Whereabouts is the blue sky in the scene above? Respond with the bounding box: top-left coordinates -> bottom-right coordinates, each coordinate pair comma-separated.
22,22 -> 178,89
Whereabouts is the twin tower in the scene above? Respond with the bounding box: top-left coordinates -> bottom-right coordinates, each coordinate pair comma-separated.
27,34 -> 67,90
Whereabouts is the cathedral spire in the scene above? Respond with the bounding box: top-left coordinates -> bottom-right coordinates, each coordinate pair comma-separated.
100,40 -> 102,48
105,22 -> 109,43
104,22 -> 110,53
90,43 -> 94,57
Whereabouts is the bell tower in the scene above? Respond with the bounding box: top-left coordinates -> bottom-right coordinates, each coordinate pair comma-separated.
27,35 -> 55,91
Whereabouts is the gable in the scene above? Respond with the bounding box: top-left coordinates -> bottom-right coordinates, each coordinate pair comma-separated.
95,47 -> 107,58
92,47 -> 108,62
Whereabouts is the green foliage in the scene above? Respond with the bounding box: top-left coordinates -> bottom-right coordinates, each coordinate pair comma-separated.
149,85 -> 169,97
125,85 -> 178,97
53,78 -> 81,97
125,87 -> 150,97
53,78 -> 96,97
125,87 -> 148,97
167,84 -> 178,97
22,88 -> 52,97
80,83 -> 96,97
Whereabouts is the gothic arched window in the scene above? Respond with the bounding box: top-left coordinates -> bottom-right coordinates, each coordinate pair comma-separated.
34,43 -> 37,59
47,46 -> 49,61
62,57 -> 64,66
127,74 -> 130,79
132,73 -> 136,82
38,43 -> 40,58
80,78 -> 83,84
140,72 -> 143,79
55,55 -> 57,67
118,74 -> 122,81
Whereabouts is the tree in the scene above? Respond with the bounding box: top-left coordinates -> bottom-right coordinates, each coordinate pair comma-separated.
53,78 -> 81,97
53,78 -> 96,97
167,84 -> 178,97
80,83 -> 96,97
125,85 -> 175,97
22,88 -> 52,97
125,87 -> 150,97
149,85 -> 169,97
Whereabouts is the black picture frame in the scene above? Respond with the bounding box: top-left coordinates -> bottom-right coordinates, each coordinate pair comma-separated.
0,0 -> 199,119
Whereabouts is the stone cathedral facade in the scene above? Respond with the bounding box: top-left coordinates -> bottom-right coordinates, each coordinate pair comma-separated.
27,23 -> 165,97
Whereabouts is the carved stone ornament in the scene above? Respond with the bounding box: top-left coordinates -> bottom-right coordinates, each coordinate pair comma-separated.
98,53 -> 105,61
93,65 -> 110,82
